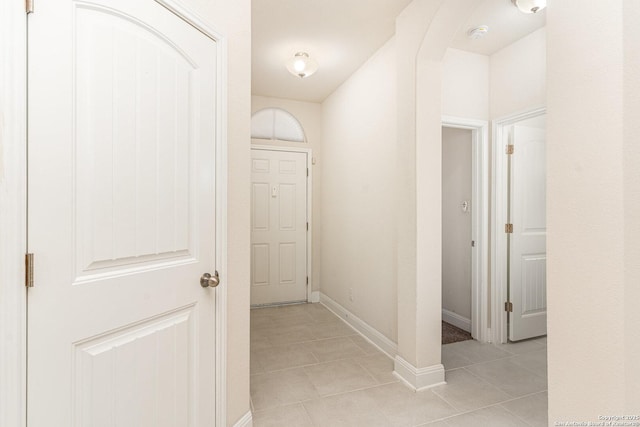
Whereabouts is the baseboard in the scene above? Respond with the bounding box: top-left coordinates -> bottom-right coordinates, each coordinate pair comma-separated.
393,356 -> 446,391
319,292 -> 397,359
309,291 -> 320,303
232,410 -> 253,427
442,309 -> 471,333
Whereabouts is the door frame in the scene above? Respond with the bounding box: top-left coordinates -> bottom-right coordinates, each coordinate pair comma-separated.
441,116 -> 489,343
0,1 -> 230,425
491,106 -> 546,344
251,145 -> 313,304
1,1 -> 28,425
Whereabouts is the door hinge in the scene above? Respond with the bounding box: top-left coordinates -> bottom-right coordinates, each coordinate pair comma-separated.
506,144 -> 514,155
25,253 -> 34,288
471,240 -> 475,247
306,222 -> 309,231
505,301 -> 513,312
25,0 -> 34,14
307,168 -> 309,177
306,276 -> 309,285
505,223 -> 513,234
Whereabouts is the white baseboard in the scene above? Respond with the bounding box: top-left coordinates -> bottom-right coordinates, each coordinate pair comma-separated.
309,291 -> 320,303
319,292 -> 397,359
393,356 -> 446,391
442,309 -> 471,333
232,410 -> 252,427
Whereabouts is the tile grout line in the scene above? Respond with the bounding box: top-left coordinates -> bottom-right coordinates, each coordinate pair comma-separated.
299,400 -> 317,427
499,402 -> 538,427
350,355 -> 400,386
413,391 -> 547,427
253,330 -> 359,347
442,366 -> 547,408
461,355 -> 548,394
507,351 -> 549,379
252,349 -> 370,376
425,388 -> 465,416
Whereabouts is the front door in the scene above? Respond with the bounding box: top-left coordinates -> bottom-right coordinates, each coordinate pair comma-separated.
509,124 -> 547,341
250,149 -> 308,305
27,0 -> 220,425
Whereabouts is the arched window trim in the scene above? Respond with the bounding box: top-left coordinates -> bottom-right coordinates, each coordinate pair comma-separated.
250,107 -> 307,143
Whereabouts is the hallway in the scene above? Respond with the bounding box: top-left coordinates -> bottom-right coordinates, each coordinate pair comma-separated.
250,303 -> 547,426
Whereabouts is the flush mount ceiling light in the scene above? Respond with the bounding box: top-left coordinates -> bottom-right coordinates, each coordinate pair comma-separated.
512,0 -> 546,14
467,25 -> 490,40
286,52 -> 319,79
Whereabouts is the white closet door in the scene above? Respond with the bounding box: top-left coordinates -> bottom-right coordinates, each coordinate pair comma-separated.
509,125 -> 547,341
27,0 -> 220,425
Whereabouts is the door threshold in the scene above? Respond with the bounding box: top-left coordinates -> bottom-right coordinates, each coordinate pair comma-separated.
251,300 -> 308,309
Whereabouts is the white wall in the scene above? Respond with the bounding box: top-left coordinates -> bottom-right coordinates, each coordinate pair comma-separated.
442,48 -> 489,120
251,96 -> 323,293
441,127 -> 472,322
623,0 -> 640,409
177,1 -> 252,425
490,28 -> 546,119
321,37 -> 398,342
547,0 -> 640,420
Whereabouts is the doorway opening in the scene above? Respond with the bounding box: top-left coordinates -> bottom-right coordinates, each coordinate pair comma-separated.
441,116 -> 489,343
441,126 -> 473,344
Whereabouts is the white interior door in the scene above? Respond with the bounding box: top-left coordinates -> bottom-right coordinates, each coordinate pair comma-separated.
27,0 -> 219,425
251,149 -> 308,305
509,124 -> 547,341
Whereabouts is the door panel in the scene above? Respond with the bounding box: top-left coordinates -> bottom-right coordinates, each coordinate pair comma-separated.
252,244 -> 270,286
75,6 -> 196,280
28,0 -> 219,425
279,183 -> 297,230
279,242 -> 297,284
73,307 -> 193,427
251,150 -> 307,305
509,124 -> 547,341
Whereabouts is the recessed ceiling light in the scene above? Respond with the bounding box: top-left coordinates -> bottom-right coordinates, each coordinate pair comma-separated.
467,25 -> 490,40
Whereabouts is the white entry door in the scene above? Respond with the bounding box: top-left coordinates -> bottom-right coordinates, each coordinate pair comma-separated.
509,124 -> 547,341
251,149 -> 308,305
27,1 -> 220,425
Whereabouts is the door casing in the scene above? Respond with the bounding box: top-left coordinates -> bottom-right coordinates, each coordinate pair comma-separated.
251,145 -> 313,305
0,1 -> 229,425
441,116 -> 489,343
0,1 -> 28,425
491,106 -> 546,344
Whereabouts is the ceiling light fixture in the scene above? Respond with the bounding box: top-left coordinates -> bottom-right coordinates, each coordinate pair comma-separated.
286,52 -> 318,79
512,0 -> 546,14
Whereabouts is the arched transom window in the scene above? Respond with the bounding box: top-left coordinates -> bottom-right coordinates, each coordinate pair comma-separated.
250,108 -> 306,143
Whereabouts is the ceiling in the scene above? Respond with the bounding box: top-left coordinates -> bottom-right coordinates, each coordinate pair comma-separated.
251,0 -> 546,104
450,0 -> 546,56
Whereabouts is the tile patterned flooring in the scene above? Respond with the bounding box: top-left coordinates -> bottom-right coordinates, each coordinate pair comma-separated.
250,303 -> 548,427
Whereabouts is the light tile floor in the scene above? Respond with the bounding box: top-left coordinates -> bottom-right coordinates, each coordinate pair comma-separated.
250,303 -> 548,427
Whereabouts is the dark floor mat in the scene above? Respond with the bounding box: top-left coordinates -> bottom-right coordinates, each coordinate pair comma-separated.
442,321 -> 472,344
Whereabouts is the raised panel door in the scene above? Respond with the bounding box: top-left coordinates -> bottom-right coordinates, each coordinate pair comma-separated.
250,149 -> 307,305
509,124 -> 547,341
27,0 -> 219,425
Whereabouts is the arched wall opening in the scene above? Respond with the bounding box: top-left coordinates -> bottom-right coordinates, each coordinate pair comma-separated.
394,0 -> 481,390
